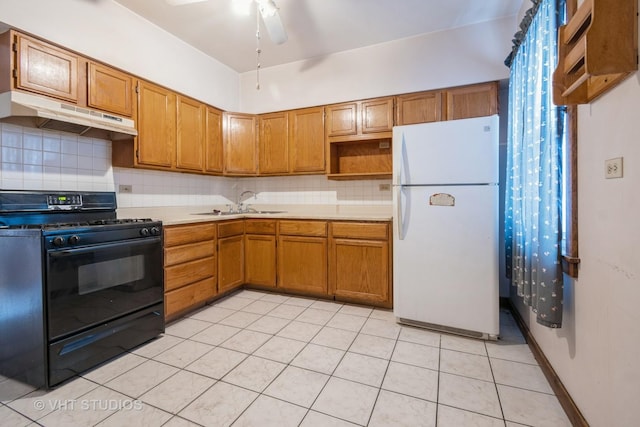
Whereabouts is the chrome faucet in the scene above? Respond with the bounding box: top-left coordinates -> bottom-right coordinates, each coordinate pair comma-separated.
236,190 -> 256,212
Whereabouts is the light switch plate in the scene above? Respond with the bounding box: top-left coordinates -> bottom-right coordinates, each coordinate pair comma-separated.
605,157 -> 623,179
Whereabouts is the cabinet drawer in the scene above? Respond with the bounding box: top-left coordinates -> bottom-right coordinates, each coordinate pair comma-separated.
165,276 -> 216,318
245,219 -> 276,234
164,223 -> 216,247
331,222 -> 389,240
165,256 -> 215,291
164,240 -> 215,267
279,220 -> 327,237
218,220 -> 245,238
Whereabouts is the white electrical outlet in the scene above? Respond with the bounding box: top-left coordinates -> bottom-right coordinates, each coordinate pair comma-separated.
605,157 -> 623,179
118,184 -> 133,193
379,184 -> 391,191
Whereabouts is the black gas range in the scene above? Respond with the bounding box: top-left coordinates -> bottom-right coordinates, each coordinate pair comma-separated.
0,190 -> 165,388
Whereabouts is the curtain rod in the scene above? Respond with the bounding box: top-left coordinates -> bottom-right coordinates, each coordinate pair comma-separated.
504,0 -> 543,67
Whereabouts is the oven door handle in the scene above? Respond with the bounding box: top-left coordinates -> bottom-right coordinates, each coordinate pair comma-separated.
48,237 -> 161,257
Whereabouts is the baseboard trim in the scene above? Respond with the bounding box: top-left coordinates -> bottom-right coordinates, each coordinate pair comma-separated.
505,299 -> 589,427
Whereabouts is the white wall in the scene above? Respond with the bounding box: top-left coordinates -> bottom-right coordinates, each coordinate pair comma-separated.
511,39 -> 640,427
239,17 -> 514,113
0,0 -> 240,111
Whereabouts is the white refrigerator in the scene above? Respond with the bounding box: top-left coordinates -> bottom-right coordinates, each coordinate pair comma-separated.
392,115 -> 500,339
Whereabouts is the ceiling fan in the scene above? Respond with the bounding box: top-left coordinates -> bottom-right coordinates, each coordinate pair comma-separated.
165,0 -> 288,45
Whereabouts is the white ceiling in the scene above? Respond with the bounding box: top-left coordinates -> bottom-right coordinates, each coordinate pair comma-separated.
113,0 -> 522,73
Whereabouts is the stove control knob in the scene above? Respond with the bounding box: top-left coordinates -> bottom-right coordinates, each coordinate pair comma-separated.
150,226 -> 161,236
68,235 -> 80,245
52,236 -> 65,247
140,228 -> 150,237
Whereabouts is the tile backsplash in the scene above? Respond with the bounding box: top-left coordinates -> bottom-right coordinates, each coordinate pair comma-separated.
0,123 -> 392,207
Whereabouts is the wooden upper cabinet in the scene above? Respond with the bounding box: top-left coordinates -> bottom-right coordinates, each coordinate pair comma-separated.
259,112 -> 289,174
224,112 -> 257,175
361,98 -> 393,134
87,62 -> 133,117
288,106 -> 325,174
395,90 -> 443,125
15,33 -> 79,103
205,106 -> 224,174
136,80 -> 176,168
445,82 -> 498,120
176,95 -> 205,171
326,103 -> 357,137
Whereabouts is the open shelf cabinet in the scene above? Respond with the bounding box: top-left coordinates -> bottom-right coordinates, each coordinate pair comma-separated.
553,0 -> 638,105
327,139 -> 392,180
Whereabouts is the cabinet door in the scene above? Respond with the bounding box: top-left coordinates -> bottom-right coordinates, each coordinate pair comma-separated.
137,80 -> 176,168
224,112 -> 257,175
259,112 -> 289,174
16,34 -> 79,103
445,82 -> 498,120
361,98 -> 394,134
176,95 -> 205,171
288,107 -> 325,173
205,106 -> 224,173
245,234 -> 277,287
326,103 -> 357,137
218,235 -> 245,293
87,62 -> 133,117
278,235 -> 327,295
395,91 -> 443,125
329,238 -> 390,306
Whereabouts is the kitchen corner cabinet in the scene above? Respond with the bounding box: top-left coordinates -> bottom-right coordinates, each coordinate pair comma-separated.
217,220 -> 245,293
288,107 -> 326,174
326,97 -> 393,180
136,80 -> 176,168
87,61 -> 133,117
224,112 -> 258,175
277,220 -> 328,295
13,32 -> 80,103
164,223 -> 217,320
205,106 -> 224,174
259,112 -> 289,174
176,95 -> 205,171
445,82 -> 498,120
329,222 -> 392,307
244,219 -> 277,287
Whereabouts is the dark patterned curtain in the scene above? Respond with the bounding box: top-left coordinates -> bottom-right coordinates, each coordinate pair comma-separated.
505,0 -> 566,328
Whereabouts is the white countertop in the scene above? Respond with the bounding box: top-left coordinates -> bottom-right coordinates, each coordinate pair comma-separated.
117,204 -> 392,226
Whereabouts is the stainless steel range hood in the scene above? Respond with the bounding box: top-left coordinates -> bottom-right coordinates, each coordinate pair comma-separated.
0,91 -> 137,140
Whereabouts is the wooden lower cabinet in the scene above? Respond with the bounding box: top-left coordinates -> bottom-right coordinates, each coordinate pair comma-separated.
217,220 -> 245,293
164,223 -> 217,320
277,220 -> 328,295
329,222 -> 392,307
245,219 -> 277,287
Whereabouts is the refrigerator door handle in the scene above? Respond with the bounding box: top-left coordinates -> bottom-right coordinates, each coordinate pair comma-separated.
397,185 -> 404,240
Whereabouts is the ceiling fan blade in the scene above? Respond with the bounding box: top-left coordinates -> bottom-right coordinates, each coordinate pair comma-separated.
165,0 -> 207,6
257,0 -> 288,45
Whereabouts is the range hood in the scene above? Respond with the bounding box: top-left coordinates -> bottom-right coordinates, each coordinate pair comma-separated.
0,91 -> 137,140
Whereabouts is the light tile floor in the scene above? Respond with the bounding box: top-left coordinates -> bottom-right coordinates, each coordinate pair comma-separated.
0,289 -> 572,426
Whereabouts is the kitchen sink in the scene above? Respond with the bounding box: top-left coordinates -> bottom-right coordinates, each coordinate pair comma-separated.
192,210 -> 287,216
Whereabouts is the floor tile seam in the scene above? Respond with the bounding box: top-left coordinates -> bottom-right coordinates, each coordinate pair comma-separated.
438,369 -> 502,386
436,402 -> 508,424
485,339 -> 507,423
302,407 -> 364,427
3,399 -> 43,424
363,336 -> 400,427
396,336 -> 441,350
495,382 -> 559,397
439,346 -> 489,358
487,354 -> 540,367
387,358 -> 440,374
133,366 -> 219,415
130,335 -> 188,359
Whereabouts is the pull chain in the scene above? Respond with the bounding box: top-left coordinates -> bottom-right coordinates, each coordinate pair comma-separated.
256,6 -> 261,90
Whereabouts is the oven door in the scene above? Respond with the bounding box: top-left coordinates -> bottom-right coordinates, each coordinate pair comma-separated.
46,236 -> 164,340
